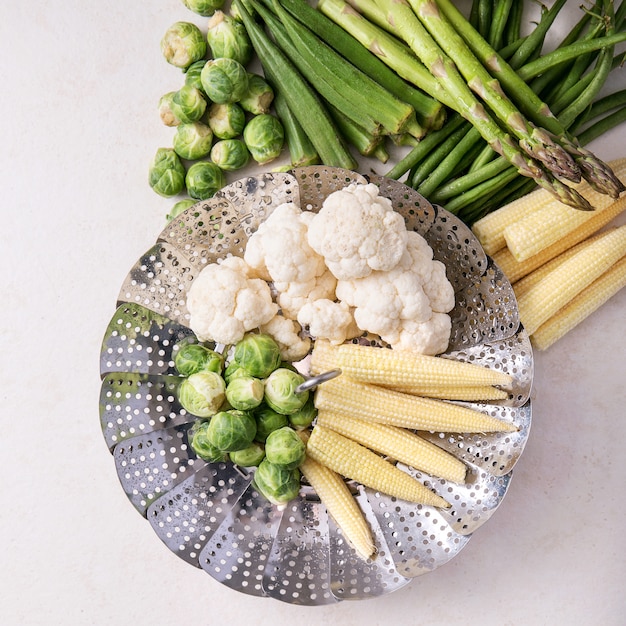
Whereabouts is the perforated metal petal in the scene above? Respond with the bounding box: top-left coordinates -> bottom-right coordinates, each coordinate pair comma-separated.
289,166 -> 368,211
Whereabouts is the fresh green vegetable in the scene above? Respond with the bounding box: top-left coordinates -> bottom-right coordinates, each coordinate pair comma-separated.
253,458 -> 301,504
207,102 -> 246,139
224,360 -> 248,385
158,92 -> 182,127
263,368 -> 309,415
225,375 -> 264,410
288,396 -> 317,430
170,85 -> 207,124
229,441 -> 266,466
149,148 -> 186,197
239,73 -> 274,115
206,409 -> 257,451
200,57 -> 249,104
210,138 -> 250,171
272,91 -> 319,167
173,122 -> 214,160
174,342 -> 224,376
182,0 -> 225,16
254,405 -> 289,442
243,113 -> 284,164
264,426 -> 306,470
233,333 -> 282,378
177,370 -> 226,417
184,60 -> 208,95
185,161 -> 226,200
189,419 -> 228,462
166,198 -> 196,222
161,21 -> 207,69
207,10 -> 253,65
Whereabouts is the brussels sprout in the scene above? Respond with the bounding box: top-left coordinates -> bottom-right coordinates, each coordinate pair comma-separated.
207,10 -> 253,66
254,405 -> 289,442
175,342 -> 224,376
233,333 -> 282,378
173,122 -> 214,160
184,60 -> 208,95
178,370 -> 226,417
171,85 -> 207,124
182,0 -> 225,17
189,419 -> 227,462
185,161 -> 226,200
224,360 -> 248,385
229,441 -> 265,467
265,427 -> 306,470
239,73 -> 274,115
243,114 -> 285,165
161,21 -> 207,69
253,459 -> 301,505
210,139 -> 249,171
149,147 -> 186,197
207,102 -> 246,139
230,0 -> 256,22
288,396 -> 317,430
167,198 -> 196,222
201,57 -> 249,104
158,92 -> 181,127
263,368 -> 309,415
225,375 -> 264,411
206,409 -> 257,451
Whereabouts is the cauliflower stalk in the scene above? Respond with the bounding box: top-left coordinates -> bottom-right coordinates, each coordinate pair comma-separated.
187,256 -> 278,345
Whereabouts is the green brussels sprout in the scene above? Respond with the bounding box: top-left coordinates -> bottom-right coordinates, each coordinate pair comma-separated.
229,441 -> 265,467
254,405 -> 289,442
207,102 -> 246,139
239,73 -> 274,115
233,333 -> 282,378
178,370 -> 226,417
201,57 -> 249,104
288,396 -> 317,430
184,60 -> 208,95
166,198 -> 196,222
173,122 -> 214,160
230,0 -> 256,22
253,459 -> 301,505
206,409 -> 257,452
265,426 -> 306,470
149,147 -> 186,197
158,92 -> 181,127
161,21 -> 207,69
225,375 -> 264,411
175,342 -> 224,376
185,161 -> 226,200
210,139 -> 250,171
224,360 -> 248,385
171,85 -> 207,124
207,10 -> 253,66
182,0 -> 225,17
263,368 -> 309,415
189,419 -> 227,462
243,114 -> 285,165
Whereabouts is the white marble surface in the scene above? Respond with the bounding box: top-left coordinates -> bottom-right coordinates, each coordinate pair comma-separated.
2,2 -> 625,624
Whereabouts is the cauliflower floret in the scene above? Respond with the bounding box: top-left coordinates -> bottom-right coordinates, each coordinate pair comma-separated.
423,260 -> 455,313
187,259 -> 278,345
388,313 -> 452,355
244,202 -> 327,285
297,299 -> 359,345
260,314 -> 311,362
307,182 -> 408,280
275,267 -> 337,320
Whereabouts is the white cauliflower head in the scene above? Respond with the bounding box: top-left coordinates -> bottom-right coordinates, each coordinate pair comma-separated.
275,267 -> 337,320
186,259 -> 278,345
389,312 -> 452,355
260,314 -> 311,362
306,182 -> 408,280
297,299 -> 359,345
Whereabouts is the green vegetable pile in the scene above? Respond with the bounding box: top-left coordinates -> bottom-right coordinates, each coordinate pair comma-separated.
174,333 -> 315,505
150,5 -> 286,220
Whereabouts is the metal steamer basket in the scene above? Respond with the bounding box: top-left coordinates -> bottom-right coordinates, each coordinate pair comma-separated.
99,166 -> 533,604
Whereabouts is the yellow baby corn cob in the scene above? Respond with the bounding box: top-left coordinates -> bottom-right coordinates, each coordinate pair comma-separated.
377,382 -> 508,401
310,340 -> 513,388
531,256 -> 626,350
316,410 -> 467,483
306,425 -> 450,508
492,194 -> 626,282
516,225 -> 626,335
314,377 -> 517,433
299,454 -> 376,560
